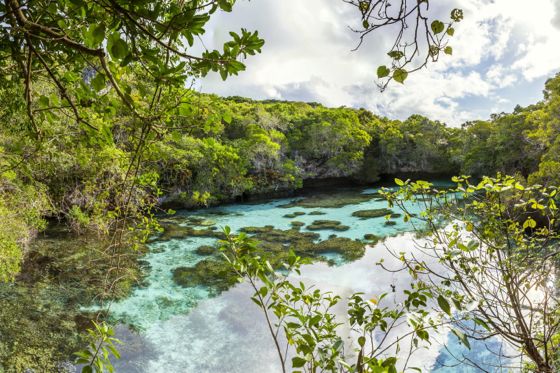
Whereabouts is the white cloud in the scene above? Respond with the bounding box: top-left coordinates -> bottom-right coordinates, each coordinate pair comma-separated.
486,65 -> 516,88
554,0 -> 560,28
198,0 -> 560,126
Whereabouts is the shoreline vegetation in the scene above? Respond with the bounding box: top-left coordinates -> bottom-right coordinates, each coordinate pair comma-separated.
2,75 -> 560,371
1,182 -> 397,371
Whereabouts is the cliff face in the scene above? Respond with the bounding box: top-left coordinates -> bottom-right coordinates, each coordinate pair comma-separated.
158,150 -> 457,210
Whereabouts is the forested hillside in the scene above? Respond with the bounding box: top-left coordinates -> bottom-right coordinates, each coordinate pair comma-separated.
1,73 -> 560,284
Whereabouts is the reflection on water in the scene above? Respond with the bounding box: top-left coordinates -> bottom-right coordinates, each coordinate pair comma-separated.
107,185 -> 510,372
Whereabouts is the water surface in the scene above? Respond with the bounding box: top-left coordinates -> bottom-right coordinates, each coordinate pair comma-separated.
107,185 -> 508,372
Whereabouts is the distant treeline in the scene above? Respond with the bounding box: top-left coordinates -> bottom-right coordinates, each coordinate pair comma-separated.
1,72 -> 559,267
157,73 -> 560,207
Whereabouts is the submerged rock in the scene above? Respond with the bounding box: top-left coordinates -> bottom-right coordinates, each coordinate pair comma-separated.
195,245 -> 216,256
172,259 -> 238,294
283,211 -> 306,218
384,220 -> 397,226
185,217 -> 216,227
351,208 -> 393,220
290,221 -> 305,228
157,215 -> 216,227
363,233 -> 380,243
278,191 -> 375,208
0,226 -> 141,372
308,210 -> 326,215
152,223 -> 225,242
239,225 -> 364,263
306,220 -> 350,231
314,237 -> 365,262
239,225 -> 276,234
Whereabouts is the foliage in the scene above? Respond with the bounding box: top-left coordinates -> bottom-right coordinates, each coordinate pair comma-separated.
0,157 -> 51,282
383,175 -> 560,372
0,0 -> 558,368
74,321 -> 122,373
224,173 -> 560,372
0,0 -> 264,133
221,229 -> 451,373
0,0 -> 265,283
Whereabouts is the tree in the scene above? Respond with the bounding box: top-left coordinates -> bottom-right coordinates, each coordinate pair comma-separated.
288,108 -> 372,178
384,175 -> 560,372
221,229 -> 448,373
0,0 -> 264,133
225,175 -> 560,372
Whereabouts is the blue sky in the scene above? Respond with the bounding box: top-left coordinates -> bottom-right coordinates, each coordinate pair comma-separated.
198,0 -> 560,126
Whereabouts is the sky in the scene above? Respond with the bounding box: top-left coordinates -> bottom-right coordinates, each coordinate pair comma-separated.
197,0 -> 560,126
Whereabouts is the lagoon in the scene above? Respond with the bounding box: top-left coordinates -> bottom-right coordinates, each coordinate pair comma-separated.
103,183 -> 509,372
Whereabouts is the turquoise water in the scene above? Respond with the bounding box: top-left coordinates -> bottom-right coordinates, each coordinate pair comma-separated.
106,185 -> 510,372
107,186 -> 427,328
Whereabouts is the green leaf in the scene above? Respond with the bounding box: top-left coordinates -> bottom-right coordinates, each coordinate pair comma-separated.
91,73 -> 106,92
82,366 -> 93,373
447,27 -> 455,36
107,344 -> 121,359
92,24 -> 105,46
394,178 -> 404,186
437,295 -> 451,316
309,315 -> 322,327
219,68 -> 228,81
387,50 -> 404,60
431,20 -> 445,34
109,37 -> 128,60
474,317 -> 491,331
377,65 -> 390,78
38,95 -> 50,108
292,357 -> 306,368
444,46 -> 453,55
382,357 -> 397,367
451,8 -> 464,22
456,330 -> 471,349
217,0 -> 233,12
393,69 -> 408,84
222,111 -> 232,124
523,218 -> 537,229
417,329 -> 429,341
358,336 -> 366,346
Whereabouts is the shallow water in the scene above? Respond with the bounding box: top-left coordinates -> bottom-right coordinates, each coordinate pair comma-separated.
106,184 -> 511,372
